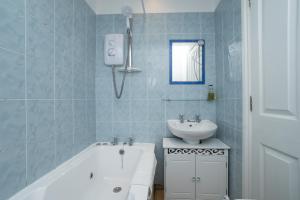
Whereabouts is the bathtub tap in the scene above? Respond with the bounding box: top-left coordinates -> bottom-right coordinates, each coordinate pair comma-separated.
128,137 -> 134,146
112,137 -> 118,145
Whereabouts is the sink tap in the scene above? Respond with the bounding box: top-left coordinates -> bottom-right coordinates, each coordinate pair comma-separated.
112,137 -> 118,145
128,137 -> 134,146
195,115 -> 201,123
179,114 -> 184,123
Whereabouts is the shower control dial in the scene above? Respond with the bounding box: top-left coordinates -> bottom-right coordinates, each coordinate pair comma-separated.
108,39 -> 115,46
107,48 -> 116,56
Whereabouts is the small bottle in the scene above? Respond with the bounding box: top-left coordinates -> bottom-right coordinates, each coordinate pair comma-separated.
207,84 -> 216,101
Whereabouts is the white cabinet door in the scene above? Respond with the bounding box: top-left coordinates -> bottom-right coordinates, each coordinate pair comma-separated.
195,156 -> 227,200
165,153 -> 196,200
249,0 -> 300,199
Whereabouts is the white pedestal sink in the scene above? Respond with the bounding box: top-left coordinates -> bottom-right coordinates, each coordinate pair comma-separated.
167,119 -> 218,144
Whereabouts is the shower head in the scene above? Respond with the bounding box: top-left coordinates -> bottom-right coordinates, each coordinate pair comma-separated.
122,6 -> 133,30
122,6 -> 133,18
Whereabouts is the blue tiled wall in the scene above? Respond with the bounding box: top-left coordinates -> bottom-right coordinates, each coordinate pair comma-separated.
95,13 -> 216,184
0,1 -> 242,197
0,0 -> 96,199
215,0 -> 242,198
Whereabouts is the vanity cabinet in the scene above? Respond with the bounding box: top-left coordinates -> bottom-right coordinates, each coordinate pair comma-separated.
163,138 -> 230,200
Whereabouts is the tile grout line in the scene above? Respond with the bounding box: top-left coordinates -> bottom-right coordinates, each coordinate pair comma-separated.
220,9 -> 226,125
24,0 -> 28,185
0,98 -> 88,101
85,3 -> 88,144
71,0 -> 75,154
0,46 -> 24,56
53,0 -> 57,166
94,13 -> 97,141
111,16 -> 115,139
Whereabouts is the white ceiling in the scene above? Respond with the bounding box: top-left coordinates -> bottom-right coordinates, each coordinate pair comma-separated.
85,0 -> 221,15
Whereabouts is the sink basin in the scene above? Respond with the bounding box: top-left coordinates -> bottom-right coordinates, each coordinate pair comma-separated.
167,119 -> 217,144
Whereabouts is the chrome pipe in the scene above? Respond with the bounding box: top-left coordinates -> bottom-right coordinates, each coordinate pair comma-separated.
127,17 -> 133,70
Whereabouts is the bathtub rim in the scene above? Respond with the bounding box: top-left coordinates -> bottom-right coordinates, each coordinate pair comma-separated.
9,142 -> 156,200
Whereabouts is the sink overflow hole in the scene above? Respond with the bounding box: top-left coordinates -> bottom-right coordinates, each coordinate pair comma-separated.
90,172 -> 94,179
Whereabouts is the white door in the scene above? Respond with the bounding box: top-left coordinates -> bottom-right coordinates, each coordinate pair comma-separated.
195,156 -> 227,200
249,0 -> 300,199
165,152 -> 195,200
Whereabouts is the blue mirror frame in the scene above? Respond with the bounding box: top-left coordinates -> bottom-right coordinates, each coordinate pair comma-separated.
169,39 -> 205,85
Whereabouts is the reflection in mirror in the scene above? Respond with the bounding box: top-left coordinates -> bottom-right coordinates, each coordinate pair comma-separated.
169,40 -> 205,84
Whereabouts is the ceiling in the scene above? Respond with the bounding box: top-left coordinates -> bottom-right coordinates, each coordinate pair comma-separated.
85,0 -> 221,15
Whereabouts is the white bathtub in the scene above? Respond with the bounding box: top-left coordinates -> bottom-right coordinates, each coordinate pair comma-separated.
9,142 -> 157,200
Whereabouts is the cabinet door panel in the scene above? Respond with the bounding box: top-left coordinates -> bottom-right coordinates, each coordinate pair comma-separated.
165,153 -> 195,200
196,158 -> 226,200
197,194 -> 221,200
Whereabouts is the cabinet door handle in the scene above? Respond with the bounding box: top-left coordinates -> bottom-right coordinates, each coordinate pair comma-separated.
196,177 -> 200,182
192,177 -> 196,182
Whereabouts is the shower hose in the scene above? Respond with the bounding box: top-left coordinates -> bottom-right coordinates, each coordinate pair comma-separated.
112,55 -> 129,99
112,18 -> 132,99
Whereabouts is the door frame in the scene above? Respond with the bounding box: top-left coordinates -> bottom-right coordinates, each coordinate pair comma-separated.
241,0 -> 252,198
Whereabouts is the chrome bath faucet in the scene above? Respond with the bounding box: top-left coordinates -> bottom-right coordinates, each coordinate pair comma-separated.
112,137 -> 118,145
179,114 -> 184,123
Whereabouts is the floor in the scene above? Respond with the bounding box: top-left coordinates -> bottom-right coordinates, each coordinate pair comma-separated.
154,185 -> 164,200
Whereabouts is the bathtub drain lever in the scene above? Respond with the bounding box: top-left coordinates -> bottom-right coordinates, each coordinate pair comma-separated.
119,148 -> 125,169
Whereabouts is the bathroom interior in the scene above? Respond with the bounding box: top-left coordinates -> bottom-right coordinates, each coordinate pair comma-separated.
1,0 -> 299,200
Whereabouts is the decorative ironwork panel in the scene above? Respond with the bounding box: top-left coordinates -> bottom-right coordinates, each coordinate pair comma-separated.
167,148 -> 225,155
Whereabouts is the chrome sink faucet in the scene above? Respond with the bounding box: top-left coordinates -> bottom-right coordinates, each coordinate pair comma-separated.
195,115 -> 201,123
179,114 -> 184,123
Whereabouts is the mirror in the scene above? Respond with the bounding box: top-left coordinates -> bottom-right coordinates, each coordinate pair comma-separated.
169,40 -> 205,84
